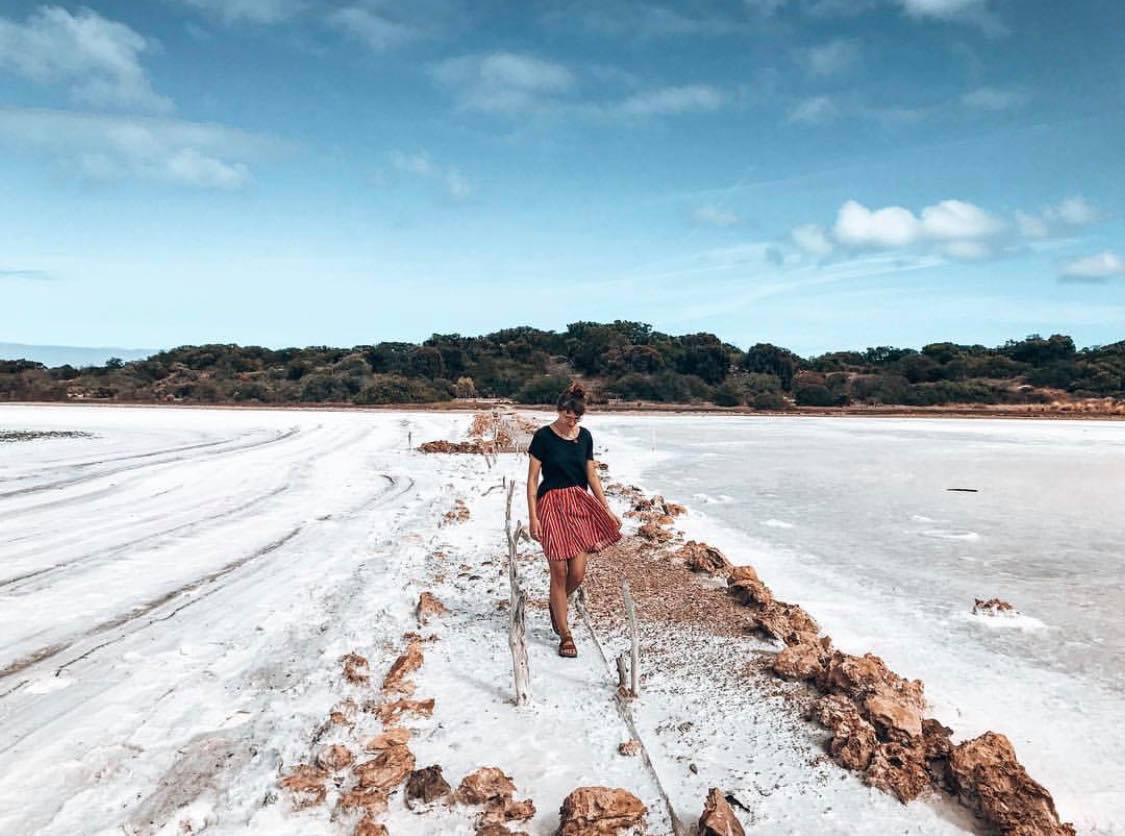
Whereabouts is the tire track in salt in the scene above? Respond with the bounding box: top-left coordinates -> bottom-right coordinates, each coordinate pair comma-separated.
0,426 -> 303,502
0,472 -> 416,692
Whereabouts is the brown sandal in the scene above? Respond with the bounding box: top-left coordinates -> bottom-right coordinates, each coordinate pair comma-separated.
558,633 -> 577,658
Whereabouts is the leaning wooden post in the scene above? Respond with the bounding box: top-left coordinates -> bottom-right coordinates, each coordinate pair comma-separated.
505,482 -> 530,705
622,580 -> 640,697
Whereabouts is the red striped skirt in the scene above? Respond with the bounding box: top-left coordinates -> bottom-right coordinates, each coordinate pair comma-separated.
537,486 -> 622,561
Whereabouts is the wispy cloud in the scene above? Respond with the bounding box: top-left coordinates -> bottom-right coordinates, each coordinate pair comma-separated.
619,85 -> 726,116
693,206 -> 741,227
1059,252 -> 1125,281
327,0 -> 463,51
388,149 -> 471,199
898,0 -> 1007,35
798,38 -> 861,77
171,0 -> 306,25
0,108 -> 287,189
431,52 -> 576,114
961,86 -> 1029,111
787,95 -> 837,124
0,7 -> 171,112
545,2 -> 742,38
0,269 -> 54,281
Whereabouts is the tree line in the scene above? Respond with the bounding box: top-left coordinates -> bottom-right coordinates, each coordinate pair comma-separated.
1,323 -> 1122,408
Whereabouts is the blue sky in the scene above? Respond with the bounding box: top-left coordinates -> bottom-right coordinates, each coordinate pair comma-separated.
1,0 -> 1123,356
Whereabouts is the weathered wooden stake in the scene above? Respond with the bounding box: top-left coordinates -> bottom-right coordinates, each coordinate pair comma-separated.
616,653 -> 629,692
622,580 -> 640,697
505,482 -> 530,705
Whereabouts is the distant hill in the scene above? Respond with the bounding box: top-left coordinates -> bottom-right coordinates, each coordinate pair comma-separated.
0,343 -> 155,368
0,323 -> 1122,411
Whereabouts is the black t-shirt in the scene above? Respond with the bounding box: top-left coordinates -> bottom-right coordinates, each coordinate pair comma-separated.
528,424 -> 594,499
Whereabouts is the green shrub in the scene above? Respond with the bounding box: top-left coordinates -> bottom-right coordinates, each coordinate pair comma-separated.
514,375 -> 572,404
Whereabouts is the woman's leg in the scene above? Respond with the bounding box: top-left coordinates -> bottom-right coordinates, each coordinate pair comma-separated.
548,558 -> 570,635
565,551 -> 588,597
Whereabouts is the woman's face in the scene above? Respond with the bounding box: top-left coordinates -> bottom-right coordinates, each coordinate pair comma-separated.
558,408 -> 581,432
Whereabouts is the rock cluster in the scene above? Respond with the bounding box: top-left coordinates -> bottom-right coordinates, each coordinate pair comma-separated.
557,787 -> 647,835
381,641 -> 424,695
442,499 -> 471,525
675,541 -> 732,576
972,598 -> 1016,616
455,766 -> 537,827
418,440 -> 486,454
416,590 -> 447,624
698,788 -> 745,836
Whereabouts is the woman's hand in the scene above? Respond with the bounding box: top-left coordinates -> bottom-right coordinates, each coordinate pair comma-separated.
529,517 -> 542,541
607,509 -> 621,530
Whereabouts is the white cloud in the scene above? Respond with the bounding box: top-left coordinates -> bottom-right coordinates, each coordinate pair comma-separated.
431,52 -> 575,113
920,199 -> 1003,240
898,0 -> 1006,34
172,0 -> 305,25
961,86 -> 1029,111
834,200 -> 922,248
389,149 -> 471,199
1060,252 -> 1125,279
791,224 -> 835,257
798,38 -> 861,77
550,2 -> 740,38
942,239 -> 991,259
328,6 -> 417,50
620,85 -> 725,116
0,7 -> 171,112
787,95 -> 837,124
327,1 -> 461,50
1015,211 -> 1049,239
0,107 -> 284,188
693,206 -> 741,227
1045,196 -> 1098,226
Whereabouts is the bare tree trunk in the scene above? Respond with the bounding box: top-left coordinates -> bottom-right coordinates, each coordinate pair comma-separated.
623,580 -> 640,697
505,482 -> 530,705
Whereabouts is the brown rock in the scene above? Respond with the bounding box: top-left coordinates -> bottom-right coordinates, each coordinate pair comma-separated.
419,440 -> 485,454
406,765 -> 452,808
698,788 -> 745,836
948,732 -> 1076,836
810,695 -> 878,772
455,767 -> 517,807
476,826 -> 524,836
342,652 -> 370,684
442,499 -> 471,525
373,697 -> 435,725
501,798 -> 536,822
617,740 -> 641,757
817,652 -> 924,710
382,641 -> 424,694
973,597 -> 1016,615
279,763 -> 327,809
772,642 -> 824,681
864,691 -> 923,742
557,787 -> 647,835
339,787 -> 389,815
353,744 -> 416,792
921,719 -> 955,790
748,602 -> 818,641
866,742 -> 931,803
728,578 -> 774,608
664,502 -> 686,517
726,565 -> 761,585
353,815 -> 389,836
675,541 -> 732,575
315,743 -> 355,772
417,591 -> 448,624
365,727 -> 412,751
637,522 -> 673,543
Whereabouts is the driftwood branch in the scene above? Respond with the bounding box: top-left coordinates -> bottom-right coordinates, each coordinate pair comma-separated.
505,482 -> 530,705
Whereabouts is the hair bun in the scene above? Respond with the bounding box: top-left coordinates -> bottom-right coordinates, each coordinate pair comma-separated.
565,381 -> 586,399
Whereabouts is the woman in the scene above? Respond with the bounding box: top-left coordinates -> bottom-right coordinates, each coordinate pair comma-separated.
527,382 -> 622,658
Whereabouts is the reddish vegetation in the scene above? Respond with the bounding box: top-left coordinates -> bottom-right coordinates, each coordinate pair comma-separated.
381,641 -> 424,695
341,652 -> 370,685
417,590 -> 447,624
419,440 -> 487,454
698,788 -> 745,836
557,787 -> 647,836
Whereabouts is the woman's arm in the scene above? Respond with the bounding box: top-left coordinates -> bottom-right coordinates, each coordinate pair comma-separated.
587,460 -> 621,529
527,454 -> 542,540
